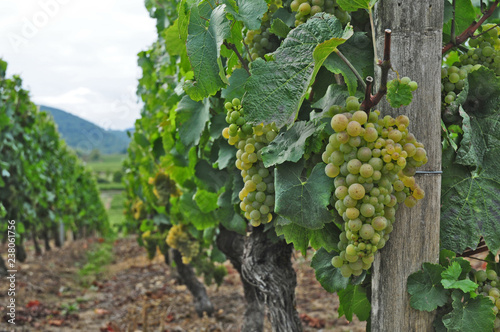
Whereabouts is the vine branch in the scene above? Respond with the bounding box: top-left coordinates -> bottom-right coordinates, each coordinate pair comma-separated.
442,0 -> 500,54
360,29 -> 392,114
223,41 -> 250,75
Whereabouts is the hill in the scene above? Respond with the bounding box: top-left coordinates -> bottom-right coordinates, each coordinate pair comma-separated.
40,105 -> 132,155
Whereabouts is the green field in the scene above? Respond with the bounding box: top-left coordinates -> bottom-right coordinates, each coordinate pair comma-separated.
86,154 -> 126,190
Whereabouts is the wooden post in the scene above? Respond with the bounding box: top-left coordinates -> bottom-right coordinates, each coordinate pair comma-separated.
371,2 -> 443,331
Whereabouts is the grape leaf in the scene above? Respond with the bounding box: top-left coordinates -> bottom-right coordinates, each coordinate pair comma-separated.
261,121 -> 317,167
216,139 -> 235,170
175,95 -> 210,147
336,0 -> 376,11
442,291 -> 495,332
274,161 -> 334,229
443,0 -> 476,43
179,191 -> 218,230
194,189 -> 219,213
455,105 -> 486,168
185,4 -> 230,100
386,79 -> 413,108
338,284 -> 371,321
221,68 -> 249,101
407,263 -> 449,312
275,221 -> 340,255
270,18 -> 291,38
311,248 -> 349,293
441,262 -> 478,293
243,13 -> 353,128
323,32 -> 373,95
441,68 -> 500,253
222,0 -> 268,30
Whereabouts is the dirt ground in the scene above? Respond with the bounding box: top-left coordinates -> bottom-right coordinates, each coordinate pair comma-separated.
0,236 -> 366,332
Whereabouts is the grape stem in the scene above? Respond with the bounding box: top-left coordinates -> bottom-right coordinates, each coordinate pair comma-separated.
335,50 -> 367,90
223,41 -> 251,75
360,29 -> 392,114
442,0 -> 500,54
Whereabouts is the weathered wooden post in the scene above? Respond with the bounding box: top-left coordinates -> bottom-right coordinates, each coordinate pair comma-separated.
371,1 -> 443,331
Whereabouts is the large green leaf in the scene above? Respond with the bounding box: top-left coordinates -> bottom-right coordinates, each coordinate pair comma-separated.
261,121 -> 317,167
243,14 -> 353,128
338,284 -> 371,321
274,161 -> 334,229
222,0 -> 268,30
194,189 -> 219,213
323,32 -> 373,95
311,248 -> 349,293
407,263 -> 449,312
442,291 -> 495,332
175,95 -> 210,147
443,0 -> 477,44
336,0 -> 377,11
185,3 -> 230,100
440,68 -> 500,253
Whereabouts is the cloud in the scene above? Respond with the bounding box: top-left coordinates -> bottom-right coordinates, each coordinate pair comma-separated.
0,0 -> 157,130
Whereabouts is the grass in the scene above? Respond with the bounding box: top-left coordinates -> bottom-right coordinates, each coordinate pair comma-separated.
86,154 -> 126,173
78,240 -> 115,286
108,193 -> 126,230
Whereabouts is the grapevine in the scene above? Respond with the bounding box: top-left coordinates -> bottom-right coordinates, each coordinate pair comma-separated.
325,96 -> 427,277
290,0 -> 350,26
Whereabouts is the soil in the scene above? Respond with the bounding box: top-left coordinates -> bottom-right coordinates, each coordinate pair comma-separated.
0,236 -> 367,332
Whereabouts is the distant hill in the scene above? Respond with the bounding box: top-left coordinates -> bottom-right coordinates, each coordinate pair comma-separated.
40,105 -> 132,155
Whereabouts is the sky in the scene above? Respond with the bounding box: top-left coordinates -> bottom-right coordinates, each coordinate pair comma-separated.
0,0 -> 158,130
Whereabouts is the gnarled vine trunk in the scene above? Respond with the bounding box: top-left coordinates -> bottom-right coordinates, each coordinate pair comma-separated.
242,226 -> 302,332
371,1 -> 443,331
172,249 -> 214,317
217,226 -> 265,332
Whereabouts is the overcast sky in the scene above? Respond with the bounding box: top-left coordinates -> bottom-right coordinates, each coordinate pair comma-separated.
0,0 -> 158,130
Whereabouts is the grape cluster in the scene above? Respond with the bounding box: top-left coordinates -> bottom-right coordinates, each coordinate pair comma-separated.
149,172 -> 178,205
459,24 -> 500,76
474,269 -> 500,330
290,0 -> 350,27
441,64 -> 480,105
133,199 -> 146,220
222,98 -> 279,227
244,0 -> 282,61
166,224 -> 200,264
325,96 -> 428,278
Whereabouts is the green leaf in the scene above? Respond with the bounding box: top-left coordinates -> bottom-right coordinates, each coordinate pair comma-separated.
164,20 -> 185,55
275,222 -> 310,255
311,84 -> 356,117
441,68 -> 500,253
442,291 -> 495,332
455,106 -> 486,168
261,121 -> 317,167
386,79 -> 413,108
443,0 -> 476,43
221,68 -> 249,101
309,222 -> 342,252
337,0 -> 375,11
311,248 -> 349,293
441,262 -> 478,293
275,161 -> 334,229
338,284 -> 371,321
179,191 -> 218,230
407,262 -> 449,312
216,139 -> 236,170
134,133 -> 150,148
176,95 -> 210,147
222,0 -> 268,30
324,32 -> 373,95
185,4 -> 230,100
243,13 -> 353,128
194,189 -> 219,213
269,18 -> 291,38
